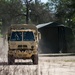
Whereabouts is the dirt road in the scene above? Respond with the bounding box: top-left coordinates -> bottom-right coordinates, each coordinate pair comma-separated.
0,56 -> 75,75
0,38 -> 75,75
39,56 -> 75,75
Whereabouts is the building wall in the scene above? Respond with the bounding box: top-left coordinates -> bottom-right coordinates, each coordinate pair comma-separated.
38,26 -> 74,53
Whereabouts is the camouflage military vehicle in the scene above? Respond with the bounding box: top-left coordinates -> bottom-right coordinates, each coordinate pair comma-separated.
7,24 -> 41,65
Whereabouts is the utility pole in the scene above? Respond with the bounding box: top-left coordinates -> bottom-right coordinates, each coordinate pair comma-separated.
26,0 -> 32,24
26,0 -> 29,24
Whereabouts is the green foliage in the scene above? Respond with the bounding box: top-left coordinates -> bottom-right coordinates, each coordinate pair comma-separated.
0,0 -> 23,20
48,0 -> 75,27
0,0 -> 25,36
29,2 -> 53,24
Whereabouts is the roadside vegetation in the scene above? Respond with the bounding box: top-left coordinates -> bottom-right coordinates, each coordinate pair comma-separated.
0,0 -> 75,37
0,0 -> 75,33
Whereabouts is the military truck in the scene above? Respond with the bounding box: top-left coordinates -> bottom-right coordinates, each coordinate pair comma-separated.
7,24 -> 41,65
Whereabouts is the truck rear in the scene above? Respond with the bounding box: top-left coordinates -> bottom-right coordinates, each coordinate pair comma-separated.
7,24 -> 41,65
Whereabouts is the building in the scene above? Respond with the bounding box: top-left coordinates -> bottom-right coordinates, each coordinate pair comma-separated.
36,22 -> 74,53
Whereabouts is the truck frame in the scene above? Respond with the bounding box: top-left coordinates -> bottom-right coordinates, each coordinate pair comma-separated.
7,24 -> 41,65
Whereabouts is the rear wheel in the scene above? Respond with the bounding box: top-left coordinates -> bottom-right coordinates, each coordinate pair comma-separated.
32,55 -> 38,65
8,54 -> 15,65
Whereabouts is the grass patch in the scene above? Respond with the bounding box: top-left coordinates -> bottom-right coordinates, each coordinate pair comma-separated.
64,60 -> 75,62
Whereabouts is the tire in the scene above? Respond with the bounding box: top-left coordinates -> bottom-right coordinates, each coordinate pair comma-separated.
32,55 -> 38,65
8,54 -> 15,65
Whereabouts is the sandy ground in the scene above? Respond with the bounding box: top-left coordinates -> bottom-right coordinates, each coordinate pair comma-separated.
39,57 -> 75,75
0,38 -> 75,75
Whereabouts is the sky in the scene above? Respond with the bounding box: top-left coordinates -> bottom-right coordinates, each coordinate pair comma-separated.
41,0 -> 48,3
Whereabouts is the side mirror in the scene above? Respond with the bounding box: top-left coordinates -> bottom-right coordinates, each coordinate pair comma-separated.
8,36 -> 10,41
6,33 -> 10,41
38,32 -> 41,40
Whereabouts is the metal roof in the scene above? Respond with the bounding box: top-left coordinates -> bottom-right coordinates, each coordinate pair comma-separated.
36,22 -> 65,29
36,22 -> 53,29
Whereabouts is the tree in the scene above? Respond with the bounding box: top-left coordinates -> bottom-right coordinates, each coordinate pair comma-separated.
0,0 -> 23,33
29,2 -> 54,24
0,0 -> 23,44
48,0 -> 75,27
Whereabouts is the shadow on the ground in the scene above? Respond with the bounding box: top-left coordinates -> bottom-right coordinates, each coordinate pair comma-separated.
0,62 -> 34,65
39,53 -> 75,57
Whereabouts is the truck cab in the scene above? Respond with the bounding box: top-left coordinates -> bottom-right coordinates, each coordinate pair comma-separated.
7,24 -> 40,65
